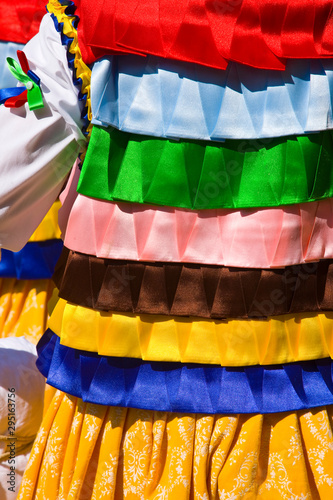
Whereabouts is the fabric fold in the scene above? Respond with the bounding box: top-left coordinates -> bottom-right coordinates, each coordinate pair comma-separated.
49,298 -> 333,366
54,247 -> 333,319
61,187 -> 333,268
37,329 -> 333,414
0,0 -> 45,44
78,126 -> 333,210
17,389 -> 333,500
0,240 -> 63,280
91,56 -> 333,140
0,278 -> 54,344
75,0 -> 333,70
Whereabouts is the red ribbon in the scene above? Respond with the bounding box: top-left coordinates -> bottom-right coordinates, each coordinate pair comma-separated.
4,89 -> 28,108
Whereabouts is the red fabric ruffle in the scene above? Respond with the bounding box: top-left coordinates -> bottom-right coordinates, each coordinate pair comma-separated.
76,0 -> 333,70
0,0 -> 46,44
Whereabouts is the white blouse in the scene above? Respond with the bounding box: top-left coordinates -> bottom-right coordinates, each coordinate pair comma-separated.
0,14 -> 86,252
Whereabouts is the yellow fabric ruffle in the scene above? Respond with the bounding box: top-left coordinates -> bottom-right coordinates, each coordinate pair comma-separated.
0,278 -> 54,344
17,389 -> 333,499
50,297 -> 333,366
29,200 -> 61,242
47,0 -> 92,138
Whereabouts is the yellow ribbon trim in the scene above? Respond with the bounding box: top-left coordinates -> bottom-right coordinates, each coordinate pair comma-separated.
29,200 -> 61,242
47,0 -> 92,139
49,298 -> 333,366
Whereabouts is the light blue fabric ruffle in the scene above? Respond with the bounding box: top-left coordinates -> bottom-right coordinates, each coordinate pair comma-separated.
91,55 -> 333,141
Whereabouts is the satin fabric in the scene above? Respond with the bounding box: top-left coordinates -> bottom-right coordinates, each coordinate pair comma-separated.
37,329 -> 333,414
0,0 -> 45,44
75,0 -> 333,70
54,247 -> 333,319
49,298 -> 333,367
61,192 -> 333,268
92,56 -> 333,140
78,126 -> 333,210
0,42 -> 24,88
0,240 -> 63,280
18,390 -> 333,500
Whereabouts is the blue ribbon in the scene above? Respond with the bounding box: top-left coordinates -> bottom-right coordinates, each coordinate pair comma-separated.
37,329 -> 333,414
0,240 -> 63,279
0,87 -> 25,105
27,70 -> 40,86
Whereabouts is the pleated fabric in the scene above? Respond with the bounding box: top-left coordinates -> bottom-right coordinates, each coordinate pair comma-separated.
91,55 -> 333,140
18,389 -> 333,500
47,296 -> 333,366
16,1 -> 333,498
36,329 -> 333,414
61,193 -> 333,268
76,0 -> 333,70
54,248 -> 333,319
78,126 -> 333,210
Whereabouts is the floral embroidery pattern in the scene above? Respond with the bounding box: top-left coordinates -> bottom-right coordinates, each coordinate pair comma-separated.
17,393 -> 333,499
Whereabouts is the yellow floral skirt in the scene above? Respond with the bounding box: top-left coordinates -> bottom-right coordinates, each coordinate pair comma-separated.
18,389 -> 333,499
0,277 -> 54,344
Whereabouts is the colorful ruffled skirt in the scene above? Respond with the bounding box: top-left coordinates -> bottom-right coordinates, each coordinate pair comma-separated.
17,0 -> 333,498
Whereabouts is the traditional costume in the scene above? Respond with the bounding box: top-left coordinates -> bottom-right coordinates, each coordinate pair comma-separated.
1,1 -> 333,498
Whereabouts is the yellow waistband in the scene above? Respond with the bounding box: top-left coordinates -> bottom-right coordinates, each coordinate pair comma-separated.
49,298 -> 333,366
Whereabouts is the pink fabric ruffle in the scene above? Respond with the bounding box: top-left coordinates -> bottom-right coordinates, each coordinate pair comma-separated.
59,165 -> 333,269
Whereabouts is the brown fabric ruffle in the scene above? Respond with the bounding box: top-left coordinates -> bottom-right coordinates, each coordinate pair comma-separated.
53,247 -> 333,319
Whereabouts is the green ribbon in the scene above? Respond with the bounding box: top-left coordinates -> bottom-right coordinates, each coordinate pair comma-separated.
6,57 -> 43,110
78,126 -> 333,210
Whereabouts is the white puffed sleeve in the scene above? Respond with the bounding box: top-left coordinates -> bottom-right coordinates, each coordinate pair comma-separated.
0,14 -> 86,252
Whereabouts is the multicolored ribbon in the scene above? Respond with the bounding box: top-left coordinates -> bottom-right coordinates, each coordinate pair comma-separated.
0,50 -> 43,110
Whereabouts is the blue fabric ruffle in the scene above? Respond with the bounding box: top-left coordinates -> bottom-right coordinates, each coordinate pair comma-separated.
0,240 -> 63,279
91,55 -> 333,141
37,329 -> 333,414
